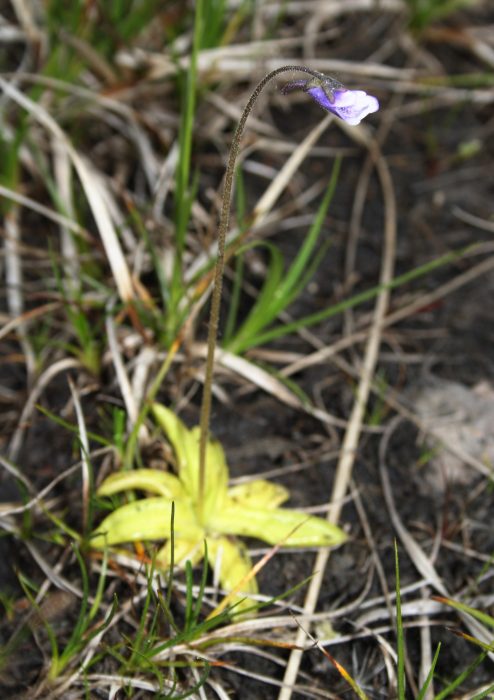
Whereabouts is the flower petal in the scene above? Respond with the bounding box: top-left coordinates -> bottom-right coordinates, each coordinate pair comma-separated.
330,89 -> 379,125
308,87 -> 379,125
305,85 -> 334,111
281,74 -> 379,126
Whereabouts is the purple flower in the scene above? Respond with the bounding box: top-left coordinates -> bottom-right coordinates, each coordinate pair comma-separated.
281,76 -> 379,126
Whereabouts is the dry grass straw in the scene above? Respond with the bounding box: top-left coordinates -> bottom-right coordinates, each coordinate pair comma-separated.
8,357 -> 82,462
0,184 -> 91,240
379,416 -> 494,658
68,377 -> 90,533
279,119 -> 397,699
4,205 -> 36,382
0,76 -> 136,304
131,46 -> 416,83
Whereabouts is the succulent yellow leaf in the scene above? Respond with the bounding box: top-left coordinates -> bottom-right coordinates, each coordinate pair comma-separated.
91,497 -> 202,548
156,536 -> 205,569
191,426 -> 229,518
227,479 -> 289,509
151,403 -> 228,520
97,469 -> 186,500
206,536 -> 258,615
151,403 -> 193,479
210,501 -> 347,548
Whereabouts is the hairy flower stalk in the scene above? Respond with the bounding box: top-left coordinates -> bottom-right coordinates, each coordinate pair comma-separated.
197,66 -> 379,520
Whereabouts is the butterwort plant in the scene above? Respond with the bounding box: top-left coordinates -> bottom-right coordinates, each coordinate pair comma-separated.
92,403 -> 347,614
92,66 -> 379,613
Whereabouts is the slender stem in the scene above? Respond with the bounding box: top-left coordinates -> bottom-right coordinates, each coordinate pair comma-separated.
197,65 -> 327,521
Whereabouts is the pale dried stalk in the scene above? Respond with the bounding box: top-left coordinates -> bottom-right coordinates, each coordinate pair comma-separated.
0,76 -> 135,304
68,377 -> 91,533
279,129 -> 397,699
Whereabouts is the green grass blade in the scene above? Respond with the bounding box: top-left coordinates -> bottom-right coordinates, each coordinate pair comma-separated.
248,246 -> 472,348
68,544 -> 89,642
18,588 -> 61,680
226,241 -> 285,352
53,544 -> 89,675
227,164 -> 339,354
112,407 -> 126,458
129,559 -> 156,666
167,501 -> 176,610
202,0 -> 228,48
224,168 -> 248,342
224,253 -> 245,344
112,0 -> 164,44
275,156 -> 339,303
317,644 -> 370,700
227,574 -> 314,620
88,546 -> 108,622
173,0 -> 203,269
433,595 -> 494,629
470,683 -> 494,700
149,607 -> 231,657
434,650 -> 488,699
83,595 -> 118,648
395,541 -> 406,699
282,238 -> 332,310
417,643 -> 441,700
441,628 -> 494,654
128,200 -> 169,308
157,590 -> 180,635
407,0 -> 474,32
36,405 -> 111,447
164,663 -> 210,699
123,640 -> 169,692
192,540 -> 209,626
184,560 -> 195,633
